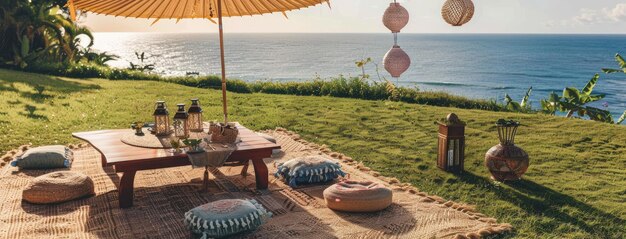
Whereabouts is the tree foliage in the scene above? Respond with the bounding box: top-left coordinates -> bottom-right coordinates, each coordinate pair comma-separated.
0,0 -> 103,68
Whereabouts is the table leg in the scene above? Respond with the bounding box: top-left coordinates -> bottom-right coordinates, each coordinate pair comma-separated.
251,158 -> 268,190
119,170 -> 136,208
240,160 -> 249,176
201,166 -> 209,193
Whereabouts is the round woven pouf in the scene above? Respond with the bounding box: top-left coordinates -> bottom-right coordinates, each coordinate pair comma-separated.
323,180 -> 392,212
22,171 -> 95,204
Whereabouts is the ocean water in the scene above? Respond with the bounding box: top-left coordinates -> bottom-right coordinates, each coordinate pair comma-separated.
92,33 -> 626,119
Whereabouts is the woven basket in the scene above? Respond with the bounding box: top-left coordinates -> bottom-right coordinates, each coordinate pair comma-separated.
22,171 -> 95,204
209,124 -> 239,144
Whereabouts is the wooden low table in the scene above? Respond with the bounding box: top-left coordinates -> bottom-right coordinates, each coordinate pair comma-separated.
73,124 -> 280,208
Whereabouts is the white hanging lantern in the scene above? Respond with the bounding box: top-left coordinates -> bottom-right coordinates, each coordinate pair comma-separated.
442,0 -> 474,26
382,2 -> 409,33
383,45 -> 411,78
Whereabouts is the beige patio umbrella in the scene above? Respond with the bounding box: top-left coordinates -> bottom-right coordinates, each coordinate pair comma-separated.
67,0 -> 330,122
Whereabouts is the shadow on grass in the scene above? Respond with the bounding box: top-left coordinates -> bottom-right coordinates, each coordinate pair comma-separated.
20,92 -> 53,104
0,71 -> 100,94
18,104 -> 48,120
457,172 -> 625,237
0,112 -> 8,124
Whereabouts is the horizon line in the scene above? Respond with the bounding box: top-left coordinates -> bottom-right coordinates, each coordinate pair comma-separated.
91,31 -> 626,35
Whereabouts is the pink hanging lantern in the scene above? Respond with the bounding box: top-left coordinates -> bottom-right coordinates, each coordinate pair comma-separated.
382,2 -> 409,33
382,1 -> 410,79
383,45 -> 411,78
442,0 -> 475,26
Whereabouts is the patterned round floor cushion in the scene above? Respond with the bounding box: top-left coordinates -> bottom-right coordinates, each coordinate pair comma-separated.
323,180 -> 393,212
10,145 -> 73,169
184,199 -> 272,239
22,171 -> 95,204
274,155 -> 346,187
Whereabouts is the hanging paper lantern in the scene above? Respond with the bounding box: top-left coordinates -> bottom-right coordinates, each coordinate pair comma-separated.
382,2 -> 409,33
383,45 -> 411,78
441,0 -> 474,26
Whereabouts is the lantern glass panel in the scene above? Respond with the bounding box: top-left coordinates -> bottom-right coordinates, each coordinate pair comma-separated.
173,104 -> 189,138
187,99 -> 203,132
153,101 -> 170,136
188,113 -> 202,132
155,115 -> 169,135
173,118 -> 188,138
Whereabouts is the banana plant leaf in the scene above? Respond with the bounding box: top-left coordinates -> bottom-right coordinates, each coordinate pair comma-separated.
617,110 -> 626,124
504,94 -> 522,111
520,86 -> 532,108
585,106 -> 614,123
601,53 -> 626,74
563,87 -> 581,102
581,74 -> 599,96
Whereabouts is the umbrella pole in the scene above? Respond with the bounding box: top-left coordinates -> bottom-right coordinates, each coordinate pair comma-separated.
217,0 -> 228,123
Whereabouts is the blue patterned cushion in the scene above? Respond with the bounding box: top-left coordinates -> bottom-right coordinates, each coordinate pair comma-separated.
184,199 -> 272,239
275,155 -> 346,187
10,145 -> 73,169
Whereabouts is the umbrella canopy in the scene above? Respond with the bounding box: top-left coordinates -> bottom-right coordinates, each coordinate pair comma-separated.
70,0 -> 329,19
67,0 -> 330,122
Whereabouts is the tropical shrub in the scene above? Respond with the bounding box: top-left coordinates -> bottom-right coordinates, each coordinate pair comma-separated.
601,53 -> 626,124
0,0 -> 94,69
504,87 -> 533,112
128,52 -> 155,72
541,73 -> 623,124
81,49 -> 118,66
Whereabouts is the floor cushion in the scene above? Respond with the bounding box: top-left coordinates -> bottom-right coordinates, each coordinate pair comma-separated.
22,171 -> 95,204
323,180 -> 393,212
275,155 -> 346,187
184,199 -> 272,239
11,145 -> 73,169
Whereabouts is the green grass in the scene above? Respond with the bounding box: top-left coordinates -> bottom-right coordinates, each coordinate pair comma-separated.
1,69 -> 624,238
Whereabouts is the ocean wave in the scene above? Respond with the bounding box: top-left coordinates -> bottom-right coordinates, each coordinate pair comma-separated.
411,81 -> 477,87
474,71 -> 573,80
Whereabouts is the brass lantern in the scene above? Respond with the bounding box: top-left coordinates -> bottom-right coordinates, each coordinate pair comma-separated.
173,104 -> 189,139
436,113 -> 465,173
187,98 -> 203,132
153,101 -> 170,136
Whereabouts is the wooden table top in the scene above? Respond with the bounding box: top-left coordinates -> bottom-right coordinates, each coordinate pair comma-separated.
73,124 -> 280,169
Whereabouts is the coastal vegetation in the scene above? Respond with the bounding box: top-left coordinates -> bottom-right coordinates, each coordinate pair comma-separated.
1,69 -> 624,238
1,0 -> 622,123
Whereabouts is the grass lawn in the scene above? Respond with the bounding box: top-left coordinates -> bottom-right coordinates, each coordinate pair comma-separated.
1,69 -> 625,238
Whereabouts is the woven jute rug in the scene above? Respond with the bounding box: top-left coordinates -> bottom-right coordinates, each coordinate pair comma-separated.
0,129 -> 511,239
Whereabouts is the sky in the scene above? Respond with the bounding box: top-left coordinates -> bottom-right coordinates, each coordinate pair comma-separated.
80,0 -> 626,34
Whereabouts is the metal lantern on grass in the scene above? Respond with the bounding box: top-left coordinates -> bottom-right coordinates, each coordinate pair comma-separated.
436,113 -> 465,173
153,101 -> 170,136
187,99 -> 203,132
173,104 -> 189,139
442,0 -> 474,26
485,119 -> 529,181
383,2 -> 409,33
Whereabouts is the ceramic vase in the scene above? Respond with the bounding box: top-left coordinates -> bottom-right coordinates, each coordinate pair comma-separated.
485,120 -> 529,181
